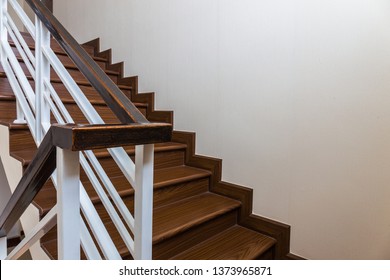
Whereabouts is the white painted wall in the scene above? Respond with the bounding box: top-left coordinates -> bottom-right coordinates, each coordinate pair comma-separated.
53,0 -> 390,259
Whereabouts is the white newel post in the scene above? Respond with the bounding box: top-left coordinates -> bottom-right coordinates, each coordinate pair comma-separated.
57,147 -> 81,260
134,144 -> 154,260
0,236 -> 7,259
35,15 -> 51,143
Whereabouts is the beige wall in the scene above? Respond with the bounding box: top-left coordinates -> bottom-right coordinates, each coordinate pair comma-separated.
54,0 -> 390,259
5,0 -> 35,31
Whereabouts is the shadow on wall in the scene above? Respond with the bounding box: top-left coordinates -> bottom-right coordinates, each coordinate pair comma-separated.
0,158 -> 21,239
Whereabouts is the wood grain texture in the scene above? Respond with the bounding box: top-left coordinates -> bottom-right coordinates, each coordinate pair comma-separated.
51,123 -> 172,151
9,130 -> 36,152
152,210 -> 237,260
172,130 -> 291,259
33,167 -> 210,216
170,225 -> 276,260
153,193 -> 241,244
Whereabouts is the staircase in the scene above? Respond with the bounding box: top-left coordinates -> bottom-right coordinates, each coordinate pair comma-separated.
0,1 -> 290,260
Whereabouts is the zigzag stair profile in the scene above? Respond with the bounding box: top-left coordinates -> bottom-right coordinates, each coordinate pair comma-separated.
0,33 -> 290,260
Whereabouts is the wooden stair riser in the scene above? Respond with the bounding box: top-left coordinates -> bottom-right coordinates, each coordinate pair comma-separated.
9,129 -> 36,152
51,83 -> 132,106
7,59 -> 118,85
0,76 -> 132,107
99,177 -> 210,211
34,173 -> 209,218
14,34 -> 95,57
256,247 -> 275,260
0,99 -> 16,120
63,102 -> 120,123
10,45 -> 108,70
94,151 -> 185,178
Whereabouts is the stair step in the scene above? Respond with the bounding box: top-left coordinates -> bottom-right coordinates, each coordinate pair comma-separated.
63,101 -> 121,123
92,142 -> 185,170
0,120 -> 29,130
1,57 -> 119,85
33,165 -> 210,215
0,76 -> 132,103
51,83 -> 132,102
10,45 -> 107,69
9,129 -> 36,152
11,33 -> 98,58
40,192 -> 241,259
152,193 -> 240,244
11,141 -> 186,168
170,225 -> 276,260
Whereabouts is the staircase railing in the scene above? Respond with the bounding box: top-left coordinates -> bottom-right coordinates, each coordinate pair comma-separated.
0,0 -> 172,259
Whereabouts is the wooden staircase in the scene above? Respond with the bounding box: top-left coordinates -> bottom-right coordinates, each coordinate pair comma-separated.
0,34 -> 290,260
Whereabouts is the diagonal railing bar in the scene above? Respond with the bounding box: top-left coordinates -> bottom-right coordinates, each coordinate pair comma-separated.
25,0 -> 147,124
0,0 -> 172,260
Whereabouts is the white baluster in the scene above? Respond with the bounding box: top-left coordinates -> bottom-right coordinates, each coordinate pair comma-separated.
1,0 -> 26,125
134,144 -> 154,260
13,101 -> 27,124
0,0 -> 7,60
0,236 -> 6,259
57,147 -> 80,260
35,15 -> 50,143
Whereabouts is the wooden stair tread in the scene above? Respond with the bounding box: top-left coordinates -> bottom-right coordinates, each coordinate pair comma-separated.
61,98 -> 146,107
41,193 -> 241,259
99,192 -> 241,257
33,165 -> 210,214
93,142 -> 186,158
153,166 -> 211,189
0,120 -> 28,130
0,71 -> 131,90
13,55 -> 116,75
10,143 -> 188,168
170,225 -> 276,260
10,150 -> 36,166
9,36 -> 106,62
152,193 -> 241,244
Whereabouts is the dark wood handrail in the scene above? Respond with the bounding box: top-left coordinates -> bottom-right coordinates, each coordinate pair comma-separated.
0,123 -> 172,237
24,0 -> 148,124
